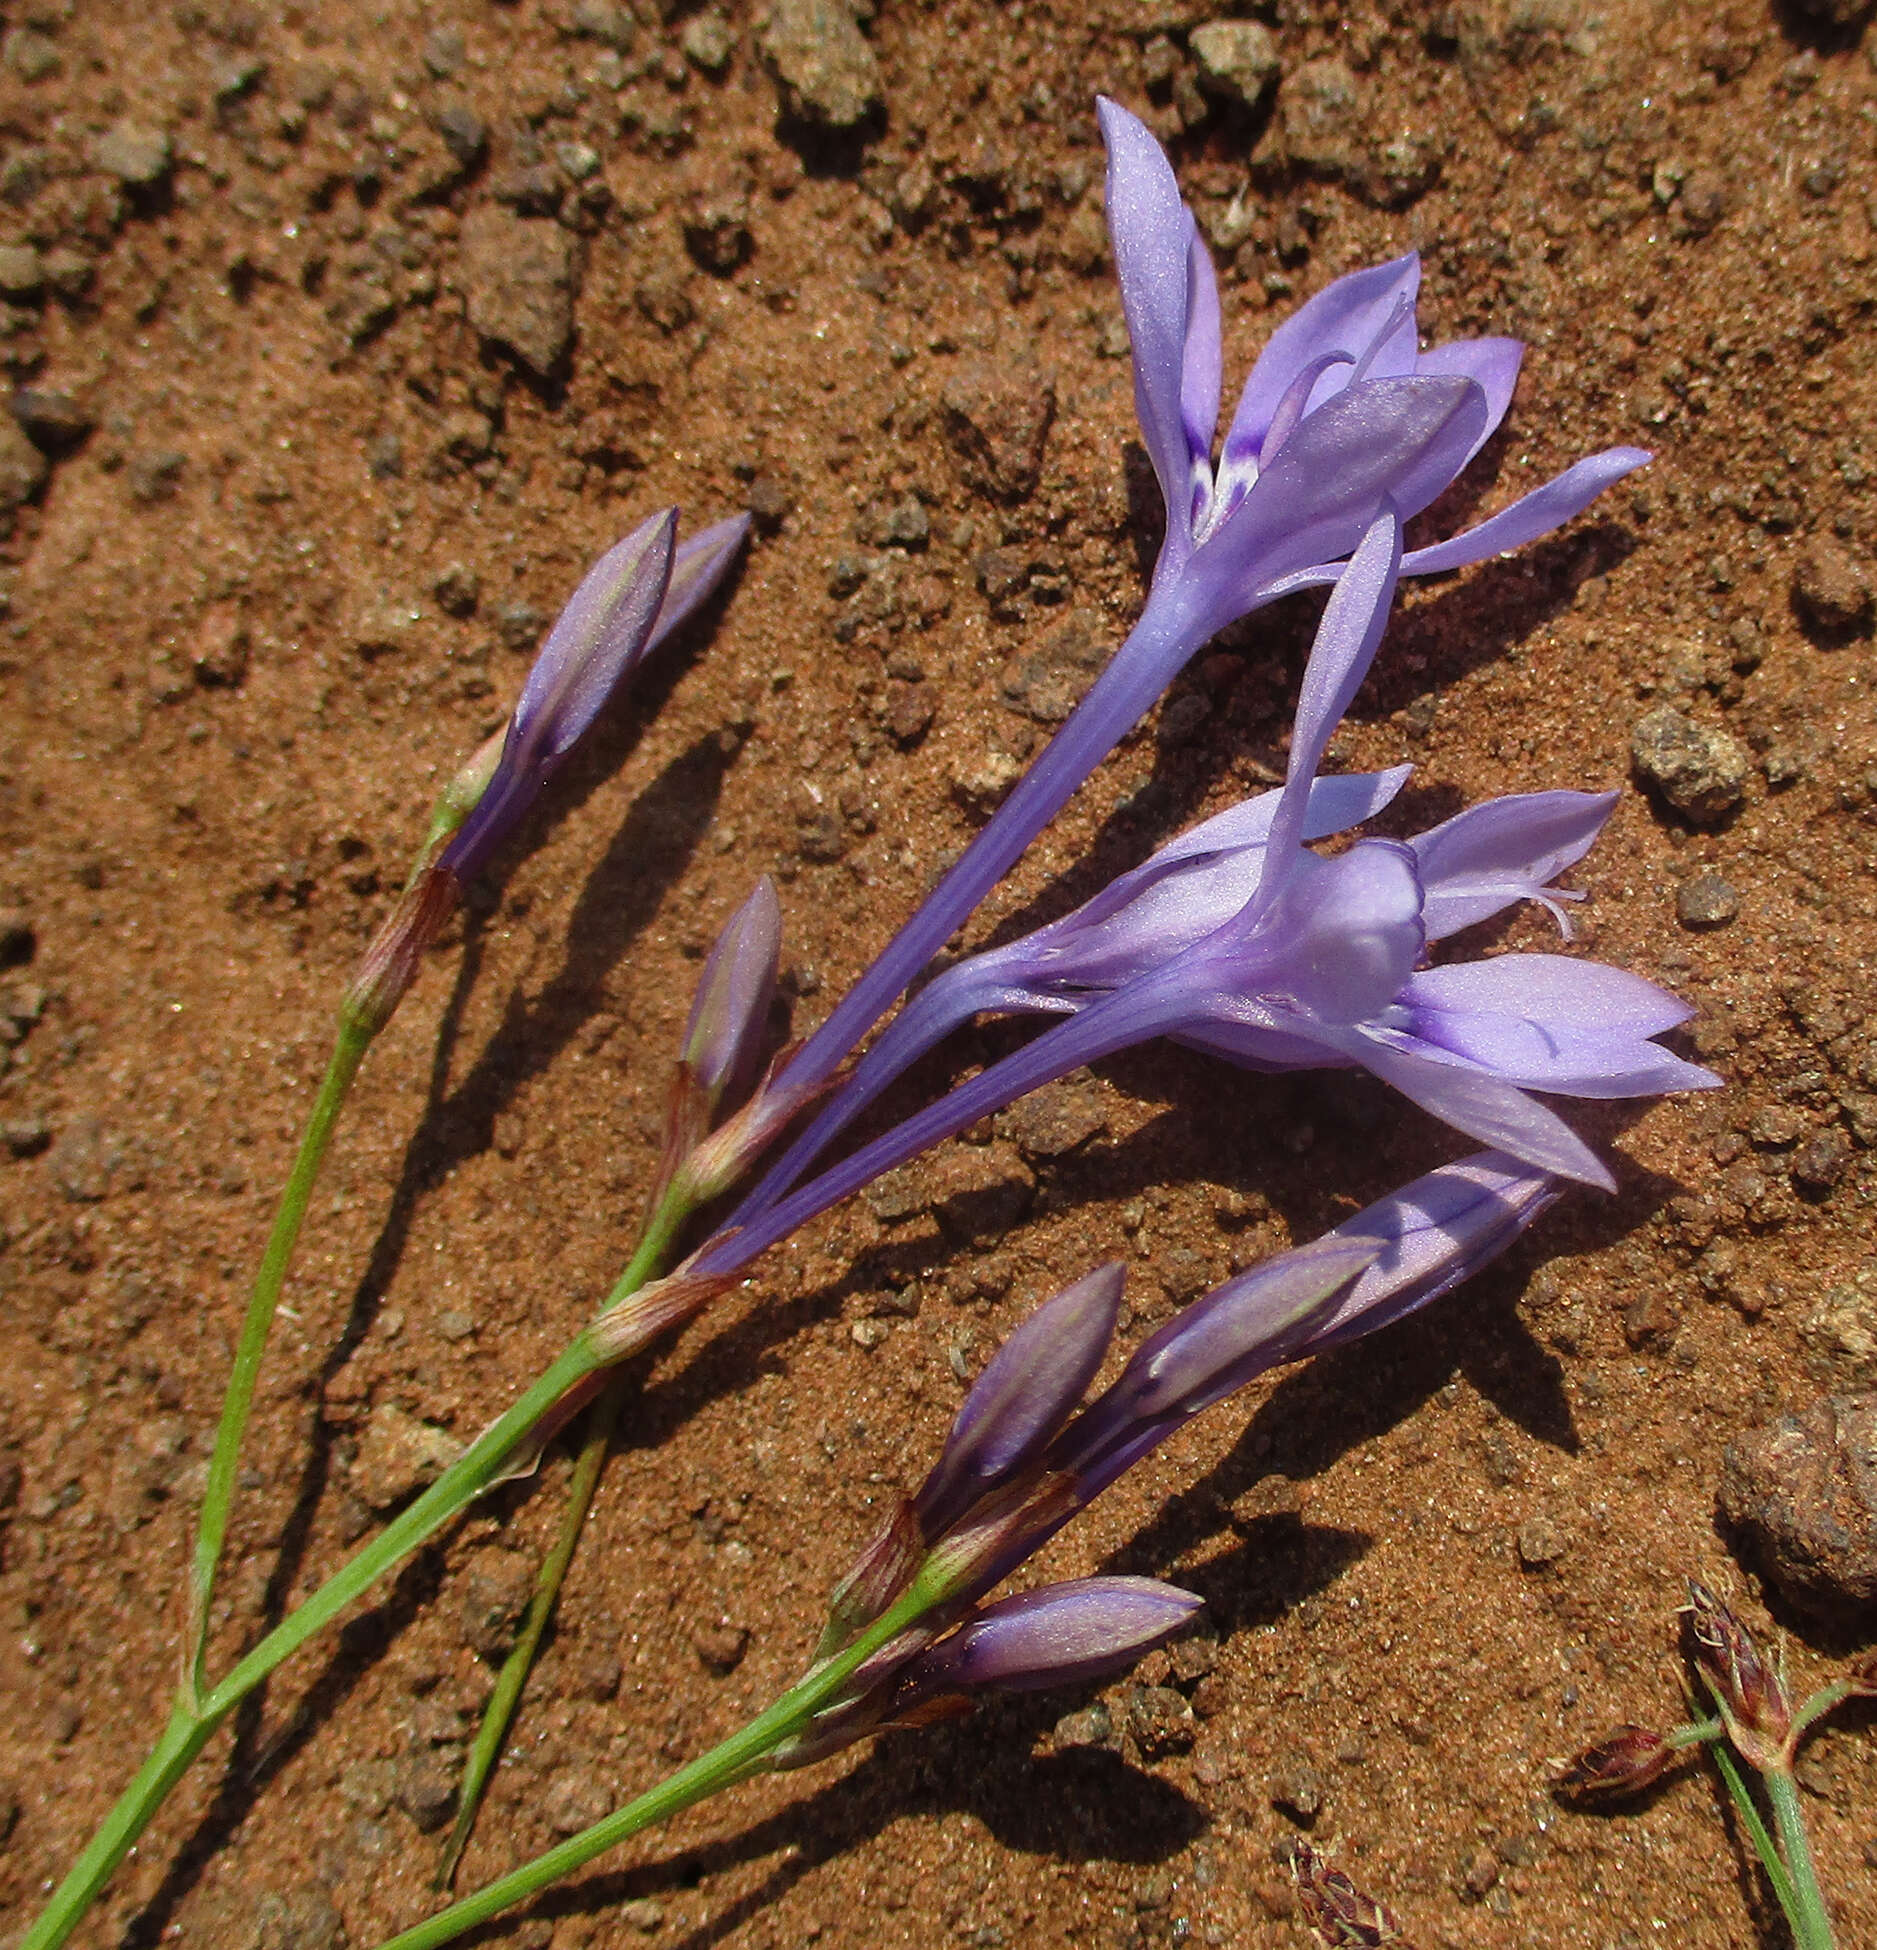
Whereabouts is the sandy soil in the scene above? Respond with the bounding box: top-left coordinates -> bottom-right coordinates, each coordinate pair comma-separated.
1,2 -> 1875,1947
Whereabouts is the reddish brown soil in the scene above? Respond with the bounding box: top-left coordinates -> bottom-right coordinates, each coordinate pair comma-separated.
2,3 -> 1875,1949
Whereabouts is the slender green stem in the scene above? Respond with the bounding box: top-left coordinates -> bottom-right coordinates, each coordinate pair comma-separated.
435,1382 -> 626,1889
1709,1743 -> 1798,1925
21,1336 -> 607,1950
435,1190 -> 696,1888
187,1015 -> 375,1694
1764,1764 -> 1837,1950
381,1581 -> 941,1950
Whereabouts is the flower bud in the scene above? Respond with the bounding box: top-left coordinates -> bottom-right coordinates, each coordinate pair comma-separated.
1553,1724 -> 1683,1800
1291,1841 -> 1416,1948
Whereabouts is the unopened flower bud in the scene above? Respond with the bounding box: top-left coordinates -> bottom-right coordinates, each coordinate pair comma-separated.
1553,1724 -> 1683,1800
681,878 -> 782,1117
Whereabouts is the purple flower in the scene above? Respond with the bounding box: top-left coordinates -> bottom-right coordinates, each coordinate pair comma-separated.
692,506 -> 1709,1267
748,100 -> 1647,1131
790,1152 -> 1555,1759
443,509 -> 750,886
680,877 -> 782,1116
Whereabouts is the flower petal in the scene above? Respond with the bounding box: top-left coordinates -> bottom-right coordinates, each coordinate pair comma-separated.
1181,221 -> 1223,472
1415,337 -> 1524,466
1098,97 -> 1203,540
1412,790 -> 1618,938
647,512 -> 752,652
1400,1006 -> 1721,1098
1350,1028 -> 1617,1188
1220,252 -> 1421,465
1400,446 -> 1651,578
911,1578 -> 1204,1694
917,1265 -> 1124,1535
1403,953 -> 1697,1035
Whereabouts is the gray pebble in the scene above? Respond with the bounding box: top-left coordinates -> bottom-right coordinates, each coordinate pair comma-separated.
435,104 -> 488,171
1278,57 -> 1364,177
759,0 -> 882,129
942,361 -> 1056,504
11,388 -> 92,452
1052,1702 -> 1117,1752
1630,705 -> 1748,825
459,1558 -> 533,1660
349,1402 -> 458,1510
432,563 -> 479,617
1190,20 -> 1280,109
392,1755 -> 456,1833
126,449 -> 187,504
422,27 -> 465,78
995,1075 -> 1109,1161
570,0 -> 634,49
458,207 -> 576,376
1516,1515 -> 1566,1568
1719,1395 -> 1877,1621
1791,1127 -> 1851,1198
860,495 -> 929,551
251,1889 -> 349,1950
0,414 -> 46,518
0,245 -> 43,301
1126,1684 -> 1198,1760
2,1115 -> 50,1158
48,1115 -> 118,1203
1000,610 -> 1104,721
91,121 -> 172,190
1803,1273 -> 1877,1382
1269,1754 -> 1324,1822
682,11 -> 735,73
0,910 -> 32,966
1676,871 -> 1738,928
3,28 -> 60,84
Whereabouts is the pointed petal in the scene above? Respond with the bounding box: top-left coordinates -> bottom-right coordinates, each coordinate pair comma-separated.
1220,252 -> 1421,464
916,1265 -> 1125,1535
1351,1030 -> 1617,1188
1415,338 -> 1524,465
1412,790 -> 1618,938
516,509 -> 678,762
1296,1150 -> 1560,1355
1098,97 -> 1203,536
1400,447 -> 1651,578
647,512 -> 751,651
1255,506 -> 1404,879
1400,1005 -> 1722,1098
910,1578 -> 1203,1694
1190,375 -> 1482,635
1099,1236 -> 1382,1426
681,877 -> 782,1108
1402,953 -> 1697,1036
1181,223 -> 1223,469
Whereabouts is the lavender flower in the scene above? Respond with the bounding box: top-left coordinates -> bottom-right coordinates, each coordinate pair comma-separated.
690,505 -> 1707,1276
345,509 -> 749,1035
680,877 -> 782,1117
790,1152 -> 1555,1759
442,510 -> 757,886
750,99 -> 1647,1127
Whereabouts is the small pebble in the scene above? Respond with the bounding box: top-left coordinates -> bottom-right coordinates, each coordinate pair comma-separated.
759,0 -> 881,128
681,11 -> 735,73
693,1623 -> 749,1673
1719,1395 -> 1877,1621
1630,705 -> 1748,825
1791,537 -> 1874,639
1676,871 -> 1738,928
92,120 -> 173,190
1516,1515 -> 1566,1568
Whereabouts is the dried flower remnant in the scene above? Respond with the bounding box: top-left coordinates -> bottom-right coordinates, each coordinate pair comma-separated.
1554,1723 -> 1688,1800
1683,1578 -> 1794,1770
1293,1841 -> 1418,1949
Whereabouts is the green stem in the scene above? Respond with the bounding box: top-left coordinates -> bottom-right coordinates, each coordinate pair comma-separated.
1764,1764 -> 1837,1950
187,1015 -> 374,1694
434,1381 -> 626,1890
435,1193 -> 696,1889
20,1336 -> 606,1950
381,1581 -> 941,1950
1709,1743 -> 1799,1927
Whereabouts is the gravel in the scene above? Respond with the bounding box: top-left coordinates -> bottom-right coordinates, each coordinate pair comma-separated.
1790,536 -> 1874,640
1718,1394 -> 1877,1621
1629,705 -> 1748,825
1676,871 -> 1739,928
458,207 -> 577,377
759,0 -> 882,129
0,413 -> 47,517
91,120 -> 173,190
941,361 -> 1056,503
1190,20 -> 1280,109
